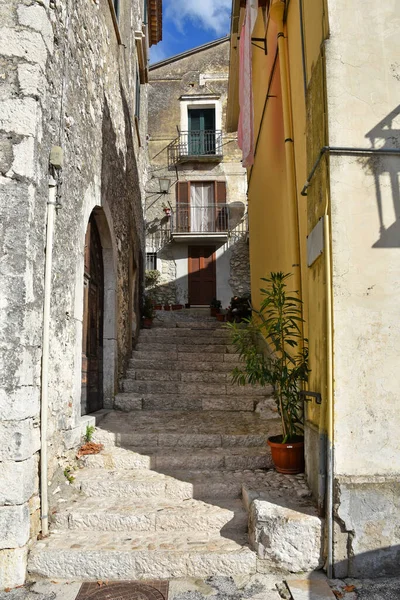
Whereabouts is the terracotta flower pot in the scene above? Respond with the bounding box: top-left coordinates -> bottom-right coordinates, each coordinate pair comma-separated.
172,304 -> 183,310
153,304 -> 162,310
267,435 -> 305,474
210,307 -> 218,317
164,304 -> 171,311
216,313 -> 225,322
143,317 -> 153,329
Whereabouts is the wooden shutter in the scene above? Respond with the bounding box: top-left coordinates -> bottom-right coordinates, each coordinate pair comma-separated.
214,182 -> 227,231
176,181 -> 190,232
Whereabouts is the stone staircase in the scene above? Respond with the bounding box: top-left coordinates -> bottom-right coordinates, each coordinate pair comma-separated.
28,314 -> 313,582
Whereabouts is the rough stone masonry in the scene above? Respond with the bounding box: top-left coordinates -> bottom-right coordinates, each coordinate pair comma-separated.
0,0 -> 151,588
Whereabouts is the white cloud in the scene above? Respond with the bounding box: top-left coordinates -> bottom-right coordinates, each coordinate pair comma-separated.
165,0 -> 231,36
149,43 -> 169,64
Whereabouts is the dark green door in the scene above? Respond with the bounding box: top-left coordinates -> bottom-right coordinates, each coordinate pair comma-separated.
188,108 -> 215,155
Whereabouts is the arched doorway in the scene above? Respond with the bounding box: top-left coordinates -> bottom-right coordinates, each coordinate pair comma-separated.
81,214 -> 104,415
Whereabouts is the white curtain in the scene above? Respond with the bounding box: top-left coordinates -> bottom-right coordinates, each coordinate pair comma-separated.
190,183 -> 214,232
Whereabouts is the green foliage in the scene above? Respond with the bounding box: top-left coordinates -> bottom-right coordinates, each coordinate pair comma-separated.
227,294 -> 251,322
228,272 -> 309,443
210,298 -> 222,309
85,424 -> 95,443
142,295 -> 155,319
64,466 -> 75,483
145,269 -> 161,290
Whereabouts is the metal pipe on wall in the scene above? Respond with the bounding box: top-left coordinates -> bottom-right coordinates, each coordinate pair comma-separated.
40,174 -> 58,537
269,0 -> 302,298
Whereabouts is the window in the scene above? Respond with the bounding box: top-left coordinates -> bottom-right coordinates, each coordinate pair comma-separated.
135,68 -> 141,119
176,181 -> 227,232
113,0 -> 120,20
188,108 -> 216,155
146,252 -> 157,271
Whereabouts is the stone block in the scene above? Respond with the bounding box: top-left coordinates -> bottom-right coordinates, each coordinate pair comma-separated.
0,28 -> 47,69
0,546 -> 27,590
0,386 -> 40,421
18,60 -> 46,98
0,456 -> 37,506
0,504 -> 30,549
17,5 -> 54,53
0,418 -> 40,461
0,98 -> 40,137
8,136 -> 36,180
249,497 -> 323,572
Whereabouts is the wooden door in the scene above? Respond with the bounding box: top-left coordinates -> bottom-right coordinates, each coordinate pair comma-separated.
81,216 -> 104,415
188,245 -> 216,305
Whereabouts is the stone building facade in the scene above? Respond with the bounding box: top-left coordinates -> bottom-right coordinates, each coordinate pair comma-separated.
146,38 -> 249,309
0,0 -> 161,588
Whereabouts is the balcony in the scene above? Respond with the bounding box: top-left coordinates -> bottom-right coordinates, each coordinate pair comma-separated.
167,130 -> 223,167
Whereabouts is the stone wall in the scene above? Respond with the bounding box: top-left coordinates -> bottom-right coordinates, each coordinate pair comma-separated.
0,0 -> 148,588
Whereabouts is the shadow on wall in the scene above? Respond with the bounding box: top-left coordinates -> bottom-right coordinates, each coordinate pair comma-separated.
365,105 -> 400,248
101,81 -> 143,380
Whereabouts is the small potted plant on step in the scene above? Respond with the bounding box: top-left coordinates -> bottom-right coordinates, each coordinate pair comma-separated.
228,272 -> 309,474
210,298 -> 222,317
142,295 -> 156,328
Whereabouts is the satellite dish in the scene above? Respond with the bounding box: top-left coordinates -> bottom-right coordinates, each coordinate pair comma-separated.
227,202 -> 246,229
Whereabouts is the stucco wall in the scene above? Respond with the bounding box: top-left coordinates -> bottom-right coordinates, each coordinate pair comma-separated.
326,0 -> 400,577
0,0 -> 148,587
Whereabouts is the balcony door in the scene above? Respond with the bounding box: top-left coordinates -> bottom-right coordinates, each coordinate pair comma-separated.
188,245 -> 216,306
188,108 -> 215,155
176,181 -> 227,233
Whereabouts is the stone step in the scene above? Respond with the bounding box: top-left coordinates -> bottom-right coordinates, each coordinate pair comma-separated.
135,342 -> 237,354
128,370 -> 237,382
114,392 -> 258,412
52,496 -> 247,534
80,446 -> 272,471
93,411 -> 279,449
127,360 -> 242,373
92,410 -> 279,448
28,530 -> 257,580
131,350 -> 241,363
138,336 -> 233,346
73,469 -> 193,500
94,427 -> 268,449
121,379 -> 267,396
139,329 -> 232,339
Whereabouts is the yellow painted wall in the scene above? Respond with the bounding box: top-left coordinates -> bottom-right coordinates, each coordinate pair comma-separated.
244,1 -> 331,497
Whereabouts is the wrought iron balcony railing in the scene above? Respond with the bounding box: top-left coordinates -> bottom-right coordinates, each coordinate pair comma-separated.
167,130 -> 223,166
172,203 -> 229,234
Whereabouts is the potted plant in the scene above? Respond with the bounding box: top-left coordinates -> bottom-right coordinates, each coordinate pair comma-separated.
162,204 -> 171,218
210,298 -> 222,317
227,294 -> 252,323
228,272 -> 309,474
142,295 -> 156,328
216,308 -> 227,322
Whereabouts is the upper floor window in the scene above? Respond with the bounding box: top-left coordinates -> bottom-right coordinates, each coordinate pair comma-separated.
113,0 -> 120,20
135,69 -> 141,119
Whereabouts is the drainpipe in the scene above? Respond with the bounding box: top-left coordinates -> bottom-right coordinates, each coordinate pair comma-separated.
323,200 -> 334,578
269,0 -> 302,297
40,173 -> 58,537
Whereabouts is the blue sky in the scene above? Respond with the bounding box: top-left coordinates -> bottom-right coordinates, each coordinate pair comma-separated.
149,0 -> 231,64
